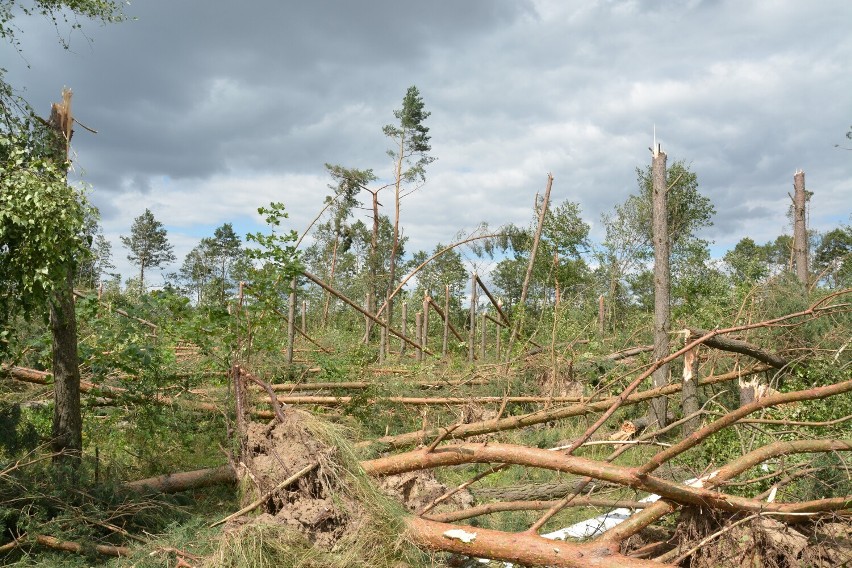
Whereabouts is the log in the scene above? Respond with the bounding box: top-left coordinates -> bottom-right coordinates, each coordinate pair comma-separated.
405,516 -> 668,568
272,395 -> 586,406
688,327 -> 788,369
125,465 -> 236,494
362,441 -> 852,518
424,497 -> 648,523
471,479 -> 613,502
34,534 -> 131,558
360,365 -> 770,450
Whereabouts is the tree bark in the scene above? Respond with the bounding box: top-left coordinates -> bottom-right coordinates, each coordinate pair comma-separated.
468,271 -> 477,363
321,233 -> 339,327
471,479 -> 612,502
49,273 -> 83,463
681,346 -> 701,437
364,190 -> 380,342
405,516 -> 666,568
47,88 -> 82,465
286,277 -> 296,366
442,285 -> 450,357
650,146 -> 670,428
793,170 -> 808,286
386,136 -> 405,334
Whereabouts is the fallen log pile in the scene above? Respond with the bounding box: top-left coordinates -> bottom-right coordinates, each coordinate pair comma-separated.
3,290 -> 850,567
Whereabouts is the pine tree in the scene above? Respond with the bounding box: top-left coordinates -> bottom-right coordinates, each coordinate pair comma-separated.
121,208 -> 176,290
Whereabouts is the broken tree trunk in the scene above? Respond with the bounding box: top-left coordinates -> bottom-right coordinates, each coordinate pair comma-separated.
47,88 -> 83,465
681,346 -> 701,437
359,365 -> 771,451
303,271 -> 431,355
468,271 -> 477,363
650,144 -> 670,429
507,173 -> 553,357
442,285 -> 450,357
405,516 -> 667,568
793,169 -> 808,286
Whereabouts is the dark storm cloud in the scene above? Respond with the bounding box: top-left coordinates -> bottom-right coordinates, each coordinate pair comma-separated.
4,0 -> 851,281
8,0 -> 535,190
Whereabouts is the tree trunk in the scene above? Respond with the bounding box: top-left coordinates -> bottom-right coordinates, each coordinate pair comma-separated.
415,312 -> 423,362
681,346 -> 701,437
793,170 -> 808,286
442,285 -> 449,358
468,271 -> 477,363
50,271 -> 83,464
400,301 -> 408,355
507,174 -> 553,355
321,233 -> 339,327
650,145 -> 670,428
364,190 -> 380,342
421,294 -> 429,354
286,277 -> 296,366
386,135 -> 405,333
47,88 -> 82,466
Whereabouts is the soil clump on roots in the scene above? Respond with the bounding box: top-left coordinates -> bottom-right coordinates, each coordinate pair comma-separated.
207,408 -> 424,567
647,508 -> 852,567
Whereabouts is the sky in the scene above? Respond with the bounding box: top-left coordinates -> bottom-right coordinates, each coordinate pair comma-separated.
5,0 -> 852,287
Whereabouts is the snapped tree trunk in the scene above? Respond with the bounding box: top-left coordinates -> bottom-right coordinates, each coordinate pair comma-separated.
507,174 -> 553,355
793,170 -> 808,287
650,145 -> 670,428
47,88 -> 83,465
681,345 -> 701,437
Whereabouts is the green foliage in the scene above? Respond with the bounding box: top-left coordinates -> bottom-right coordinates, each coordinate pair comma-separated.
724,237 -> 772,283
492,198 -> 591,311
411,243 -> 467,300
0,135 -> 91,331
814,225 -> 852,288
0,403 -> 40,456
0,0 -> 125,51
176,223 -> 245,306
246,203 -> 301,275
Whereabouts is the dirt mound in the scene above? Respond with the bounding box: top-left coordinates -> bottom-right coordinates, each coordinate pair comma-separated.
236,411 -> 366,549
378,470 -> 473,515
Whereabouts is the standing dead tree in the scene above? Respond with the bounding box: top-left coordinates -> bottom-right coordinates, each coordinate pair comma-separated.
793,169 -> 808,286
650,144 -> 670,429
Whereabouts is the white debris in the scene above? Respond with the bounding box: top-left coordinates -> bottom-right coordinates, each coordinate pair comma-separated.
443,528 -> 477,543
